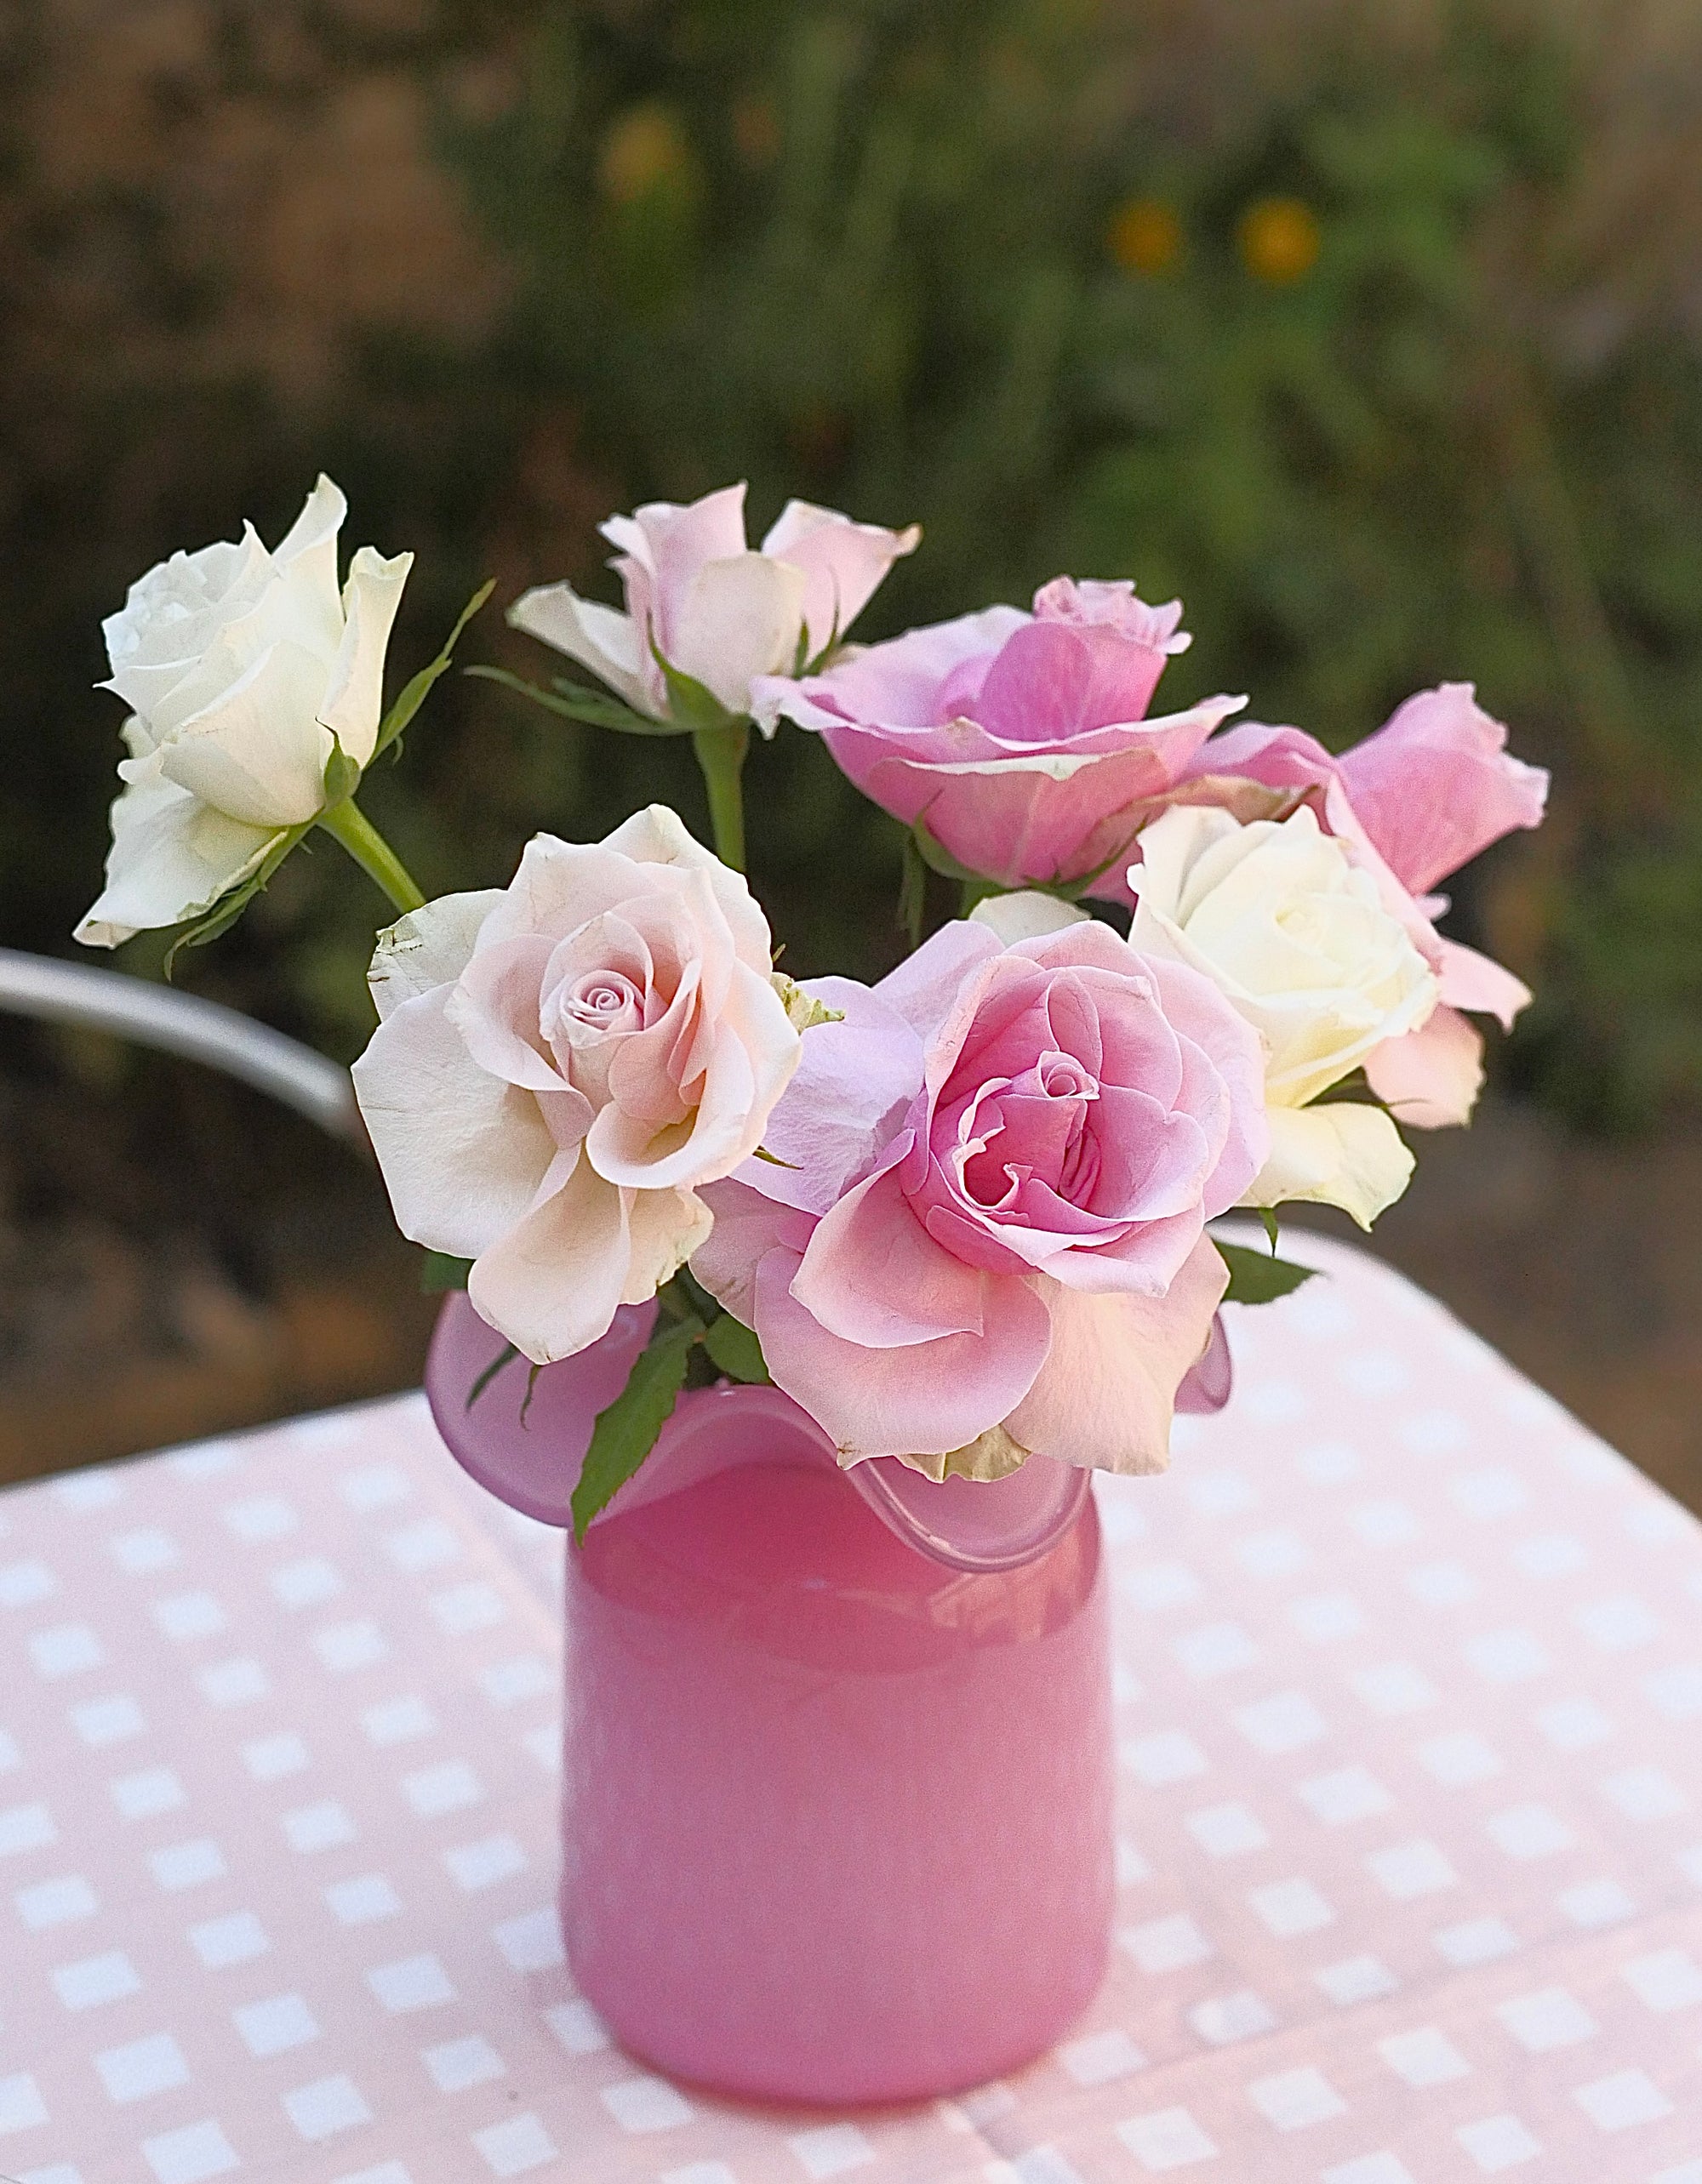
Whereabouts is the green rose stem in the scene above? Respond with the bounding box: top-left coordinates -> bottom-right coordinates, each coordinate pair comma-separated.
317,797 -> 427,915
691,721 -> 751,872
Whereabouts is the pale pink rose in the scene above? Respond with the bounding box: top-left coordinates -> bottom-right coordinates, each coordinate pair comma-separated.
508,482 -> 919,719
752,578 -> 1245,889
351,806 -> 800,1365
695,915 -> 1268,1479
1161,684 -> 1548,1125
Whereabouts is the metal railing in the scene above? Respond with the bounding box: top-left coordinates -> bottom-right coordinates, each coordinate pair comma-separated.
0,949 -> 363,1145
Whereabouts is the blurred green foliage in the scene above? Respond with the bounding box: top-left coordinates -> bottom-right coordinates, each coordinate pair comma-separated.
430,0 -> 1702,1127
10,0 -> 1702,1133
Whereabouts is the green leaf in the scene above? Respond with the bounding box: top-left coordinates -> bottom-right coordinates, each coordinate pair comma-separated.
466,664 -> 689,737
321,732 -> 361,808
371,579 -> 495,764
1215,1240 -> 1319,1305
1258,1207 -> 1280,1252
570,1314 -> 704,1544
703,1313 -> 771,1384
751,1143 -> 801,1169
420,1251 -> 473,1293
465,1342 -> 521,1411
649,637 -> 740,732
669,1263 -> 721,1326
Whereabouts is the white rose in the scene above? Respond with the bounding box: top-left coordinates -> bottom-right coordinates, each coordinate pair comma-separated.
351,806 -> 802,1366
1130,802 -> 1437,1226
77,476 -> 412,948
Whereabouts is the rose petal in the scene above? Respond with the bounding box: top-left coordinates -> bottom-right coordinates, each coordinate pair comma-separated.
621,1185 -> 714,1305
271,473 -> 351,655
969,891 -> 1092,944
1247,1102 -> 1415,1229
589,1021 -> 757,1187
1336,682 -> 1550,897
672,551 -> 810,713
1175,1310 -> 1233,1414
756,1242 -> 1053,1461
972,620 -> 1167,743
693,1178 -> 815,1327
734,977 -> 922,1215
625,483 -> 752,653
1144,955 -> 1271,1207
759,499 -> 920,656
1436,937 -> 1532,1029
152,636 -> 334,826
506,585 -> 657,713
791,1156 -> 995,1347
319,545 -> 413,767
367,891 -> 504,1019
875,917 -> 1001,1045
447,933 -> 568,1094
1364,1004 -> 1484,1128
474,835 -> 677,955
74,764 -> 277,948
1002,1236 -> 1229,1473
601,803 -> 775,969
352,989 -> 561,1257
825,697 -> 1241,890
752,605 -> 1029,738
466,1155 -> 634,1364
102,525 -> 277,716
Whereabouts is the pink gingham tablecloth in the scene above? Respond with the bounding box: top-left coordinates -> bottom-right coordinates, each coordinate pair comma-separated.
2,1235 -> 1700,2183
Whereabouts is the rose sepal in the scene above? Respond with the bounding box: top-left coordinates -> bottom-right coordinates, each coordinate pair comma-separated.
466,664 -> 694,738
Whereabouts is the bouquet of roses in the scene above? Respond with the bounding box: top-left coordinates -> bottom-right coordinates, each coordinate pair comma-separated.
77,476 -> 1546,1533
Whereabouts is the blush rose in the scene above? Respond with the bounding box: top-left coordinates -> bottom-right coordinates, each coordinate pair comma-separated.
352,806 -> 800,1364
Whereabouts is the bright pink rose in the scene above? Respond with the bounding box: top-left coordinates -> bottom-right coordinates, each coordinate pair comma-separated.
694,915 -> 1268,1479
1162,684 -> 1548,1126
752,578 -> 1244,889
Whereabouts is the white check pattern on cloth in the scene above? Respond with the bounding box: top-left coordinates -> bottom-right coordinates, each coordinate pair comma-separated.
2,1235 -> 1700,2181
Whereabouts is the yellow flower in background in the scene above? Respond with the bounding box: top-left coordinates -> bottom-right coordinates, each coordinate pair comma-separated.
597,103 -> 693,206
1108,197 -> 1182,276
1238,196 -> 1321,283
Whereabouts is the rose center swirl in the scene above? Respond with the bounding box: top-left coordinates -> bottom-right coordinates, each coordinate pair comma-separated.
949,1049 -> 1104,1214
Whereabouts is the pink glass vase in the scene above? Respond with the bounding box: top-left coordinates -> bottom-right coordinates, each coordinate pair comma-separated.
426,1294 -> 1115,2105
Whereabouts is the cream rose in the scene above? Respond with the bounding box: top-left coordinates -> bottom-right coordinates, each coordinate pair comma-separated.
351,806 -> 802,1365
77,476 -> 412,948
1129,803 -> 1437,1225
